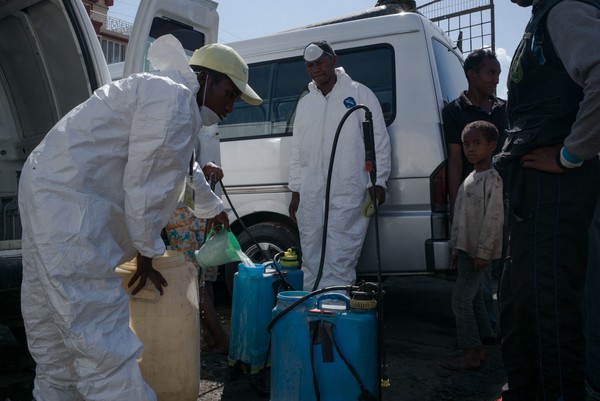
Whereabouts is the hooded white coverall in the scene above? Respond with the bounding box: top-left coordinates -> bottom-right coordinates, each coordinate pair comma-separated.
18,35 -> 220,401
289,67 -> 391,290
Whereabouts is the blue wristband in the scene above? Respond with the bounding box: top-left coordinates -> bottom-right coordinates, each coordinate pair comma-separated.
557,146 -> 583,170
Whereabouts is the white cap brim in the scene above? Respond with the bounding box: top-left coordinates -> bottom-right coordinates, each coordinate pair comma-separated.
230,76 -> 262,106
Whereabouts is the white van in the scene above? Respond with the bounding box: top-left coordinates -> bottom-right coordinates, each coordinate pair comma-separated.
218,6 -> 466,277
0,0 -> 218,333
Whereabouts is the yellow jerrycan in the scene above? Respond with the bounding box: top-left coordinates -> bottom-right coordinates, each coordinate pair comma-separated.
115,251 -> 200,401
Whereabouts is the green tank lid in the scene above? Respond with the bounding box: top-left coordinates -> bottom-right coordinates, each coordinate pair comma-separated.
280,248 -> 299,269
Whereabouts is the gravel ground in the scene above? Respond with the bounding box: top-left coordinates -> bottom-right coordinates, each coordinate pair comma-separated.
1,275 -> 505,401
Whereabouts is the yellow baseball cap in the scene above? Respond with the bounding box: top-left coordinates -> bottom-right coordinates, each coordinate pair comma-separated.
189,43 -> 262,105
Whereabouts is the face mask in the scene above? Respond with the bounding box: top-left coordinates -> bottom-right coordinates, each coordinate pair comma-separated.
200,105 -> 221,126
199,76 -> 222,126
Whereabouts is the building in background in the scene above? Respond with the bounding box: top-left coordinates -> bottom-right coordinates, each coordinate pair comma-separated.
82,0 -> 131,64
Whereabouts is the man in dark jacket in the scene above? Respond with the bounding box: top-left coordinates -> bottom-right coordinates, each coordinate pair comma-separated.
493,0 -> 600,399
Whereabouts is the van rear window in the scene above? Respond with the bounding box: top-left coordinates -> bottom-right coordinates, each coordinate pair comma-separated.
431,39 -> 465,106
220,44 -> 395,141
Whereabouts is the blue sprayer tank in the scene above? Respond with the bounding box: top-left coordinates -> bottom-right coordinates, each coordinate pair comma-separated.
270,291 -> 379,401
227,253 -> 303,373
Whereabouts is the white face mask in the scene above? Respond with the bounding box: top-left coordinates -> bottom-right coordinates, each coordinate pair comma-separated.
200,105 -> 221,126
199,76 -> 222,126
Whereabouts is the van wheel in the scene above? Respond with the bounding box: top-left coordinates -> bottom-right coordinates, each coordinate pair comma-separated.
223,223 -> 300,295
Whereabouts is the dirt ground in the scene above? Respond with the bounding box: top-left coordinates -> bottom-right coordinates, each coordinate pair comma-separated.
1,275 -> 506,401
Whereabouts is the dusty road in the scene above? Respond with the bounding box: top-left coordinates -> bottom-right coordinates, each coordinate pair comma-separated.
1,275 -> 505,401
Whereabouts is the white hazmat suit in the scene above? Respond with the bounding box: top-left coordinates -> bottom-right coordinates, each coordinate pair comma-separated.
289,67 -> 391,290
18,35 -> 218,401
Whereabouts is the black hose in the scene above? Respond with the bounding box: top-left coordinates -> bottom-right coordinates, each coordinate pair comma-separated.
311,105 -> 373,291
373,194 -> 389,396
357,109 -> 391,394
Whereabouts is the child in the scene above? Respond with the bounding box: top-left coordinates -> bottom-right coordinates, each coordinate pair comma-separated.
448,120 -> 504,369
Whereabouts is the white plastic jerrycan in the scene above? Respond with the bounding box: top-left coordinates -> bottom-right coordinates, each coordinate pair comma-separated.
116,251 -> 200,401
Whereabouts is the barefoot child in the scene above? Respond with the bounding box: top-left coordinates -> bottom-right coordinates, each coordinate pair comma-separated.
449,120 -> 504,369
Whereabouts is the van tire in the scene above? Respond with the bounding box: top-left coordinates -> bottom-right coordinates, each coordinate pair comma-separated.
223,222 -> 300,296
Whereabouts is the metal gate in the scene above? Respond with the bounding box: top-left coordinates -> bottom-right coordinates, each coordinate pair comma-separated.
417,0 -> 495,54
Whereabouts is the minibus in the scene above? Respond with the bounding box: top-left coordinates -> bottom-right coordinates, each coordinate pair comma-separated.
218,5 -> 466,278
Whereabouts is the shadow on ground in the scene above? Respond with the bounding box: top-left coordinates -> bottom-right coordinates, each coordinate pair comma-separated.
0,276 -> 505,401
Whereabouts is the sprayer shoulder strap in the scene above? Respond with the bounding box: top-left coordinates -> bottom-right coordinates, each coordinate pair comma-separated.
308,320 -> 323,401
309,320 -> 377,401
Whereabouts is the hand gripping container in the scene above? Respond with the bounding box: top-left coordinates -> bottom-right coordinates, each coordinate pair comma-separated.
115,251 -> 200,401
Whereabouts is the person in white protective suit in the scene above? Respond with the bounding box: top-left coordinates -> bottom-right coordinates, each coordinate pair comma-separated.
18,34 -> 261,401
288,40 -> 391,291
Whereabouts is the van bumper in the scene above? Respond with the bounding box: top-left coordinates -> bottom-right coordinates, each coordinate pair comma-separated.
425,239 -> 451,272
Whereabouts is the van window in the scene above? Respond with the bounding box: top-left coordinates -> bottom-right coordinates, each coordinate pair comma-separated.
139,17 -> 206,72
272,59 -> 308,131
220,63 -> 274,133
220,44 -> 395,141
431,39 -> 465,106
339,46 -> 396,123
149,17 -> 205,54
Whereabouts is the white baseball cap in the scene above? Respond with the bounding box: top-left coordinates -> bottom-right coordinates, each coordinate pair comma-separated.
303,40 -> 336,62
189,43 -> 262,105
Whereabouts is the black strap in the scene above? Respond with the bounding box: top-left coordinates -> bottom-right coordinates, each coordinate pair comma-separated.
328,323 -> 377,401
309,320 -> 322,401
313,320 -> 334,362
309,320 -> 377,401
189,150 -> 195,180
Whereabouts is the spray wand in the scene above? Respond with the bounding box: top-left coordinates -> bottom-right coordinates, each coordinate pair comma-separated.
362,112 -> 390,390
